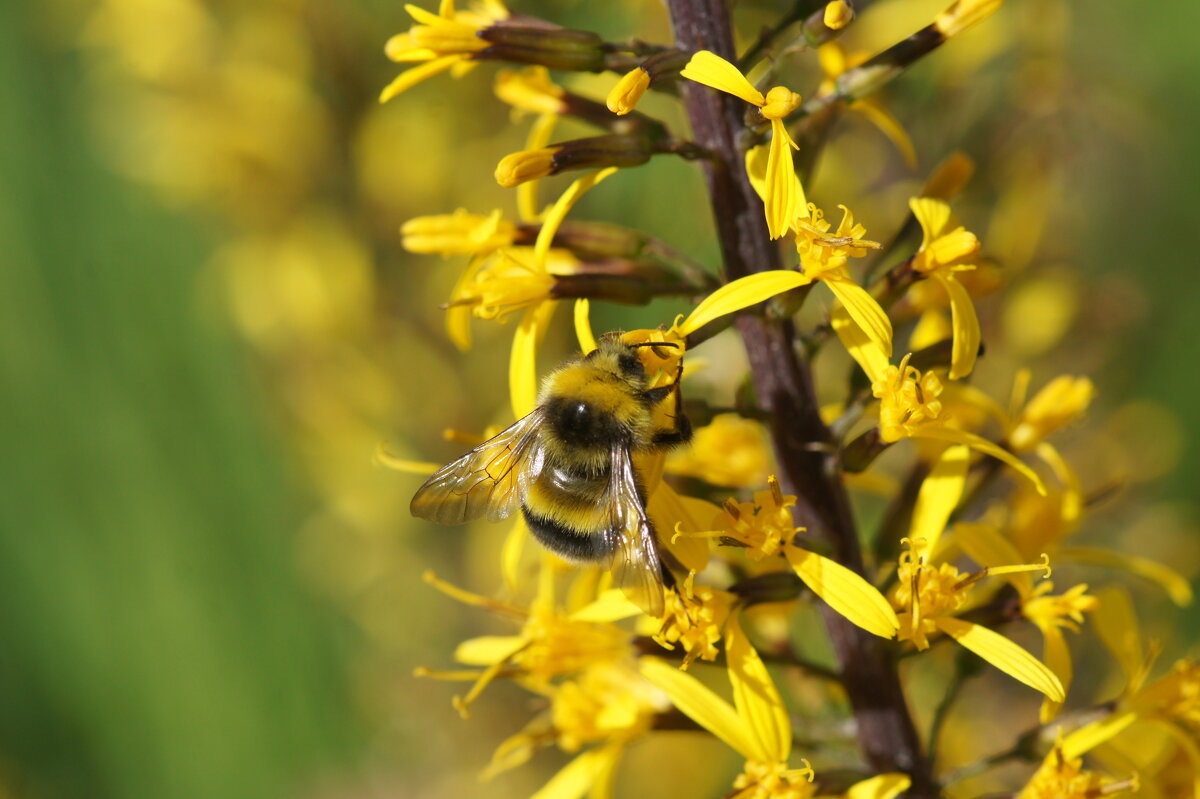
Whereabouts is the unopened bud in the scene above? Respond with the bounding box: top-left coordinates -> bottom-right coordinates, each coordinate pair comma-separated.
824,1 -> 855,30
935,0 -> 1004,38
479,25 -> 606,72
607,67 -> 651,116
803,0 -> 855,46
496,135 -> 653,187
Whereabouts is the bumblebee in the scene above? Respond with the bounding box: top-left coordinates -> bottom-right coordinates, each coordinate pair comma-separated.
410,334 -> 692,616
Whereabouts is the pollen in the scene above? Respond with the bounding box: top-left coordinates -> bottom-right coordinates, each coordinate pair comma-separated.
1017,741 -> 1137,799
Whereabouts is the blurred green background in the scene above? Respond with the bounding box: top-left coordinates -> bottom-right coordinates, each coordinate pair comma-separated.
1,0 -> 1197,797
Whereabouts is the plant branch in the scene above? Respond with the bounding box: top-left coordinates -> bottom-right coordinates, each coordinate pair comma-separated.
665,2 -> 935,794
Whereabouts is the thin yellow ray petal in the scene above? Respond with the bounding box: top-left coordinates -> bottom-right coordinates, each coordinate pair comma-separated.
510,302 -> 553,418
648,483 -> 714,574
570,588 -> 644,623
677,271 -> 811,336
380,54 -> 467,102
853,98 -> 917,169
825,278 -> 894,358
1037,623 -> 1071,723
639,657 -> 758,760
909,196 -> 952,245
745,144 -> 769,204
1059,546 -> 1194,607
518,112 -> 559,223
679,50 -> 765,106
844,774 -> 913,799
536,167 -> 618,272
1061,711 -> 1138,761
831,304 -> 889,384
530,747 -> 613,799
1090,585 -> 1147,692
764,120 -> 798,239
786,546 -> 899,638
455,635 -> 529,665
932,272 -> 980,380
910,427 -> 1046,495
909,444 -> 969,558
933,617 -> 1065,701
501,516 -> 528,594
727,614 -> 790,762
574,298 -> 597,354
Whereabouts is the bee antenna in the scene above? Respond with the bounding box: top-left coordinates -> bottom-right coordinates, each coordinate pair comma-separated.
629,341 -> 680,350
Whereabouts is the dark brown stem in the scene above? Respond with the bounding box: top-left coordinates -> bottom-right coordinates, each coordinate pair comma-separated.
665,2 -> 934,794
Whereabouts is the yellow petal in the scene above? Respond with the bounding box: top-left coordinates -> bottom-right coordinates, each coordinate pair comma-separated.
852,98 -> 917,169
844,774 -> 913,799
908,444 -> 969,558
574,298 -> 597,354
530,745 -> 620,799
764,120 -> 798,239
1059,546 -> 1194,606
727,614 -> 790,762
501,516 -> 528,594
745,144 -> 769,204
679,50 -> 765,107
570,588 -> 644,623
825,278 -> 893,358
509,302 -> 554,417
455,635 -> 528,665
933,617 -> 1065,701
1090,585 -> 1147,692
518,112 -> 559,223
909,427 -> 1046,495
932,272 -> 980,380
639,656 -> 758,760
1149,721 -> 1200,799
536,167 -> 618,272
832,304 -> 889,384
677,271 -> 811,336
1061,711 -> 1137,761
909,196 -> 952,246
786,545 -> 899,638
1037,623 -> 1071,723
380,54 -> 468,102
648,483 -> 714,573
952,521 -> 1033,596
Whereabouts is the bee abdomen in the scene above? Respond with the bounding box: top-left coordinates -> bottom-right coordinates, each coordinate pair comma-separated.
521,506 -> 618,562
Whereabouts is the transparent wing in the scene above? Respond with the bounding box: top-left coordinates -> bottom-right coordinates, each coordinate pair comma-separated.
606,442 -> 665,618
410,409 -> 546,525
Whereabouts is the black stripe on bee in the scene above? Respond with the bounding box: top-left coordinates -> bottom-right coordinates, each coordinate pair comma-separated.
522,506 -> 619,562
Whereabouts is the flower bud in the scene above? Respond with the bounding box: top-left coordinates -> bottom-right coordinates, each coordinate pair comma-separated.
606,67 -> 651,116
478,25 -> 606,72
935,0 -> 1004,38
495,135 -> 653,188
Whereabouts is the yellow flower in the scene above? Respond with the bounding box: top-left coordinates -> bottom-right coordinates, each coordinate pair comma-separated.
702,477 -> 899,639
550,661 -> 667,752
418,566 -> 632,718
400,208 -> 516,255
666,413 -> 771,488
680,51 -> 802,239
909,197 -> 982,379
869,354 -> 1046,492
380,0 -> 509,102
934,0 -> 1004,39
607,67 -> 651,116
794,203 -> 892,358
1007,372 -> 1096,453
892,536 -> 1064,701
641,615 -> 911,799
650,584 -> 732,669
1017,733 -> 1138,799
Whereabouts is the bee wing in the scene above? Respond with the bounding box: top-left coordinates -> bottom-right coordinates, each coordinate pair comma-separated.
606,442 -> 666,618
410,409 -> 546,525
